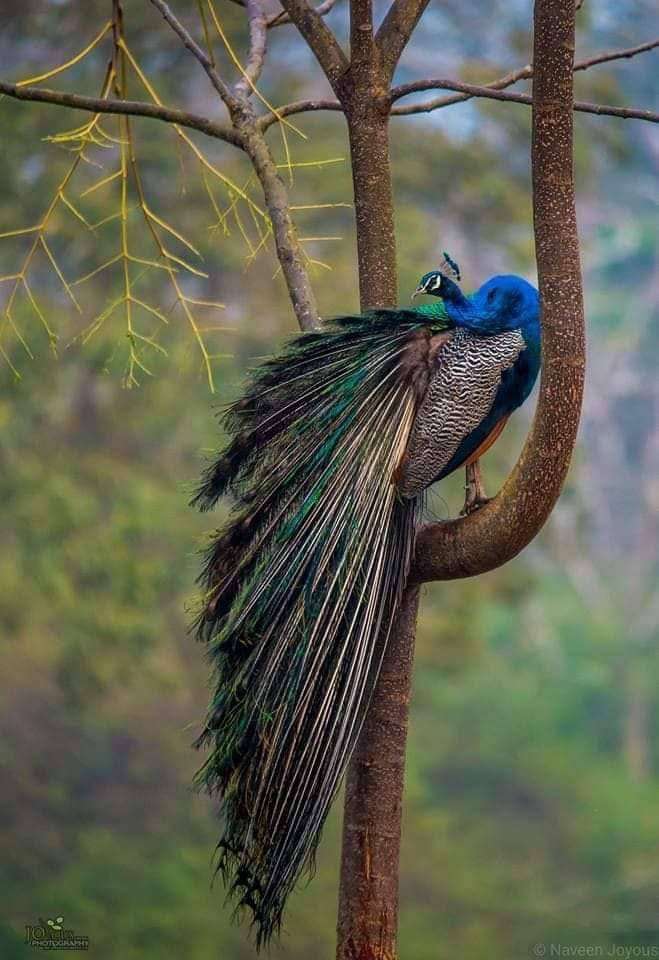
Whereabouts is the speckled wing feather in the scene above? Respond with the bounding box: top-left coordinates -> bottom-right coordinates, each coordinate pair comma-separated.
396,327 -> 526,497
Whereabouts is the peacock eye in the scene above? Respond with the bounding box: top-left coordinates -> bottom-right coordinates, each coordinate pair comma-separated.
487,289 -> 497,304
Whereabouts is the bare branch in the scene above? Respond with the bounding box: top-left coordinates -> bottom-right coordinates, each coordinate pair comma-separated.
235,0 -> 267,97
260,90 -> 659,129
574,36 -> 659,68
392,64 -> 534,116
239,129 -> 321,331
148,0 -> 241,111
390,77 -> 659,123
350,0 -> 374,66
0,80 -> 244,146
258,97 -> 342,130
268,0 -> 338,30
260,39 -> 659,129
145,0 -> 320,332
391,38 -> 659,115
375,0 -> 432,80
278,0 -> 349,91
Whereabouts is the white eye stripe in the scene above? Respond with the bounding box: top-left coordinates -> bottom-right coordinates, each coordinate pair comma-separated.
431,275 -> 442,290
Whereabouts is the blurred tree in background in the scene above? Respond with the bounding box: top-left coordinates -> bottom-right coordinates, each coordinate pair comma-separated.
0,1 -> 658,957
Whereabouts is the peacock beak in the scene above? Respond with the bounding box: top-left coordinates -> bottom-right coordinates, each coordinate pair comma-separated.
411,284 -> 425,300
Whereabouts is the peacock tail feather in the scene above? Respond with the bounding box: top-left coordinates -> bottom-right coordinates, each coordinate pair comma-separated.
192,307 -> 450,946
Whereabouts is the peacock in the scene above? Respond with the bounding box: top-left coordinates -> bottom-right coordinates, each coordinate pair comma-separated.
192,255 -> 540,946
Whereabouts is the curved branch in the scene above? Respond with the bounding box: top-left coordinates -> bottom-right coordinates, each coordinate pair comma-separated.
259,88 -> 659,128
391,38 -> 659,117
410,0 -> 585,584
0,81 -> 244,147
260,39 -> 659,128
391,78 -> 659,123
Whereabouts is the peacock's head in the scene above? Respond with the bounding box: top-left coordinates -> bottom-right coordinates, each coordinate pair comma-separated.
412,252 -> 465,304
412,269 -> 466,306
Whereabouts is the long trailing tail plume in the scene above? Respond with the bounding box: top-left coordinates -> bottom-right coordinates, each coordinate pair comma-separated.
192,309 -> 442,945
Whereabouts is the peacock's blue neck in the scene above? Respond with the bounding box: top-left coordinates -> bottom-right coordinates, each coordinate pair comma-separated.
443,275 -> 541,349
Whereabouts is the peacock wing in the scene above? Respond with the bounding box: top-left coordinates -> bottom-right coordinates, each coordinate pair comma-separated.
396,326 -> 526,497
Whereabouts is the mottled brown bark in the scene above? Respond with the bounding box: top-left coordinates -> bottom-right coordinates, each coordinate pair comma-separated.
375,0 -> 432,81
336,587 -> 420,960
345,106 -> 398,311
336,20 -> 407,956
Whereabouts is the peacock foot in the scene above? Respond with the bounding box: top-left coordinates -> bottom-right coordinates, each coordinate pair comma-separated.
461,490 -> 491,515
461,460 -> 490,515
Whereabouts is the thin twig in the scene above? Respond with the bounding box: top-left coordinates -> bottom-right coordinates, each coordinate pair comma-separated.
268,0 -> 338,30
235,0 -> 268,96
260,38 -> 659,127
390,77 -> 659,122
147,0 -> 242,111
257,97 -> 335,127
390,37 -> 659,114
260,89 -> 658,126
0,80 -> 244,146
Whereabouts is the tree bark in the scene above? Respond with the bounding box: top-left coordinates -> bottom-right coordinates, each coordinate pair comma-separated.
240,121 -> 321,331
342,88 -> 398,310
337,587 -> 420,960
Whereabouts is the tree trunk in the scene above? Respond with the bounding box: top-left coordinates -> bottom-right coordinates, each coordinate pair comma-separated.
345,103 -> 398,311
337,97 -> 417,960
337,587 -> 420,960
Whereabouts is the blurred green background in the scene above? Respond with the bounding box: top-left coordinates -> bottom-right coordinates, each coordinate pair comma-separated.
1,1 -> 658,957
